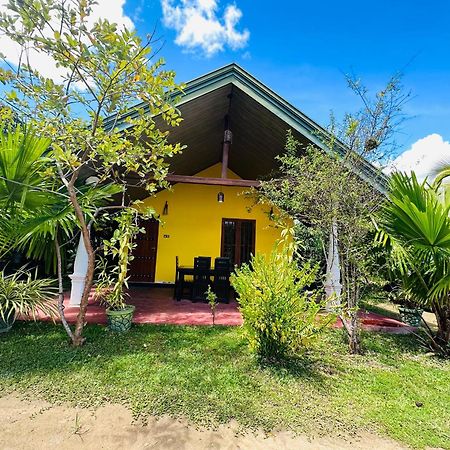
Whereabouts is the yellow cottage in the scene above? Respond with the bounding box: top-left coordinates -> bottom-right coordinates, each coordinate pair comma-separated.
78,64 -> 382,299
133,163 -> 281,284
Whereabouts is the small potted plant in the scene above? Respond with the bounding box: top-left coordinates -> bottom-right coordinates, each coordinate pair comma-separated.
103,282 -> 135,333
398,302 -> 423,327
0,268 -> 57,333
96,210 -> 142,333
390,288 -> 423,327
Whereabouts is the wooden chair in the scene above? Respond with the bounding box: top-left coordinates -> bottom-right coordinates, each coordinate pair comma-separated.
213,257 -> 231,303
174,255 -> 193,301
191,256 -> 212,302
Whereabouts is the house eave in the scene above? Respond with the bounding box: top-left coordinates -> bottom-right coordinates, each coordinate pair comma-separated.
103,63 -> 388,194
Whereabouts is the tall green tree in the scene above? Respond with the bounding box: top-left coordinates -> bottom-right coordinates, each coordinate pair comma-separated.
0,0 -> 184,345
260,135 -> 380,354
259,73 -> 410,354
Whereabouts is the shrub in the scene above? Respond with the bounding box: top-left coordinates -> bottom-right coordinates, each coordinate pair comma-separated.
231,246 -> 331,360
0,268 -> 57,327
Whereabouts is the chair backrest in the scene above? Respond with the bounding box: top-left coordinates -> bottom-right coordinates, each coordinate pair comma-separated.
214,257 -> 230,271
195,256 -> 211,269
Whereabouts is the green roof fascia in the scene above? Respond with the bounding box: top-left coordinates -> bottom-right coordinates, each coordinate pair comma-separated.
102,63 -> 388,193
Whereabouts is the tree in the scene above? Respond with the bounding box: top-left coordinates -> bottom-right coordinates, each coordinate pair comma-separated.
260,135 -> 380,354
375,172 -> 450,355
0,124 -> 118,340
258,74 -> 410,354
0,0 -> 184,345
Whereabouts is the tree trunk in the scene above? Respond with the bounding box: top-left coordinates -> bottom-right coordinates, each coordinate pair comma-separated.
341,260 -> 362,355
67,183 -> 96,347
346,310 -> 361,354
54,236 -> 74,341
433,303 -> 450,350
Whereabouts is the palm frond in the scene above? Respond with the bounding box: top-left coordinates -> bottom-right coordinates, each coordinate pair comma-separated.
0,125 -> 54,211
0,269 -> 58,321
375,171 -> 450,308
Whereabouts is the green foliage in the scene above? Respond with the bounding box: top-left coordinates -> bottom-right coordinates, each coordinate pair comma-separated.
231,243 -> 330,360
263,133 -> 381,280
259,133 -> 382,355
256,72 -> 409,354
0,125 -> 120,272
205,285 -> 218,325
375,172 -> 450,353
293,220 -> 324,266
0,125 -> 52,211
0,268 -> 57,321
0,0 -> 184,194
0,0 -> 185,342
96,209 -> 146,310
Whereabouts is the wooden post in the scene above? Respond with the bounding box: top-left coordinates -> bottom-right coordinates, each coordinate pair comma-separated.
221,129 -> 232,179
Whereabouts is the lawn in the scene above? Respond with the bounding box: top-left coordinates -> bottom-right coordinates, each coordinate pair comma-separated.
0,322 -> 449,449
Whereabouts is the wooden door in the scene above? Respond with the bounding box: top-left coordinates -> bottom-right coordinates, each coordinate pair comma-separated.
221,218 -> 256,266
128,219 -> 159,282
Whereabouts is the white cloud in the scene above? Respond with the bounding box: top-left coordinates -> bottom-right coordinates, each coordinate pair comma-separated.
161,0 -> 249,56
386,134 -> 450,181
0,0 -> 134,82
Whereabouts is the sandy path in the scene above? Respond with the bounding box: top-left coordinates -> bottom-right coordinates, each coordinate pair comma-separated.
0,394 -> 408,450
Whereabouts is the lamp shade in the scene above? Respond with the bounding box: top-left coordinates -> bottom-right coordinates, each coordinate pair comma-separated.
217,192 -> 225,203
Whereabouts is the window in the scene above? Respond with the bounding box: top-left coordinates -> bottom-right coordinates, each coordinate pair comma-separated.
221,218 -> 256,266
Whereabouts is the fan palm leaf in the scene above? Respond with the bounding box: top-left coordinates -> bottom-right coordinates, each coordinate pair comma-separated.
375,171 -> 450,349
0,125 -> 54,210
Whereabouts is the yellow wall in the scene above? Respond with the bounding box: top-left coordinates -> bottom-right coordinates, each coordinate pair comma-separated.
140,163 -> 283,283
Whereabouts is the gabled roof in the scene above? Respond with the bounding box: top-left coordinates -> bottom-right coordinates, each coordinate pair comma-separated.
106,63 -> 387,192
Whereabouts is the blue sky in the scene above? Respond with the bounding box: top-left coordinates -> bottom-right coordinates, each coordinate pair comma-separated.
1,0 -> 449,175
122,0 -> 450,175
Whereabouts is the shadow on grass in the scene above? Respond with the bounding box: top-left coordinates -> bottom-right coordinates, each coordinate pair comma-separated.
257,354 -> 327,383
361,302 -> 401,321
361,329 -> 425,356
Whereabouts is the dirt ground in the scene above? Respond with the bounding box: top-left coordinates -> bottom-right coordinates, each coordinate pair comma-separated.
0,393 -> 410,450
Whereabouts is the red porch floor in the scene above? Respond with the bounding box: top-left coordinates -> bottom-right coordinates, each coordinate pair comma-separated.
58,287 -> 243,326
35,286 -> 415,333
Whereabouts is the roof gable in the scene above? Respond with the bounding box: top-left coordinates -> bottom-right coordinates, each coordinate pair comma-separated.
106,64 -> 387,192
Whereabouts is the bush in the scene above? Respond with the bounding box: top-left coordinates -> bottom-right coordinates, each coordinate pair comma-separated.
0,268 -> 57,326
231,246 -> 331,360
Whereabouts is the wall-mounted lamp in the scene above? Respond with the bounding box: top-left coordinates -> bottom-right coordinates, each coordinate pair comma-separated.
162,201 -> 169,215
217,192 -> 225,203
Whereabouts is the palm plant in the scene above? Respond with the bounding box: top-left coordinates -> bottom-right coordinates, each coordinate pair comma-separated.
0,125 -> 53,211
0,268 -> 58,332
375,172 -> 450,354
0,125 -> 119,271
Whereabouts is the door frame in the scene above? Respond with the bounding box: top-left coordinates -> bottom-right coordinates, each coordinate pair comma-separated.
220,218 -> 256,266
128,218 -> 159,283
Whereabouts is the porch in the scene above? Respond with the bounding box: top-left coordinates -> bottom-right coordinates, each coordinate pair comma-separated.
62,286 -> 242,326
43,287 -> 415,333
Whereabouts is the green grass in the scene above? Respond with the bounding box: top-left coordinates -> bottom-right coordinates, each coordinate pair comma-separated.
1,322 -> 449,449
